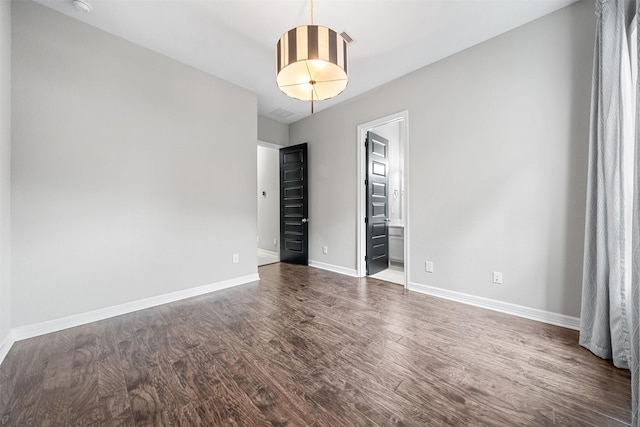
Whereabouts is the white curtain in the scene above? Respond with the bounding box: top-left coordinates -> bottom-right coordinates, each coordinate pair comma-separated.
580,1 -> 639,425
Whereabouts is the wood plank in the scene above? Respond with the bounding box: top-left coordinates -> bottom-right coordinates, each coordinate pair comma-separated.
0,373 -> 45,425
0,262 -> 632,426
67,323 -> 101,425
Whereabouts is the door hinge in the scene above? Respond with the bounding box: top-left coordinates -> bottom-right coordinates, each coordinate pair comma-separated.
364,217 -> 368,223
364,179 -> 368,186
365,255 -> 368,261
364,141 -> 368,148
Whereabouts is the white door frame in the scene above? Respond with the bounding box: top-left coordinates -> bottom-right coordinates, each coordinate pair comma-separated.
356,111 -> 410,288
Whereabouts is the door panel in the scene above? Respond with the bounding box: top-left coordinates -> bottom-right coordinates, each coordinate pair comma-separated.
280,143 -> 309,265
366,131 -> 389,275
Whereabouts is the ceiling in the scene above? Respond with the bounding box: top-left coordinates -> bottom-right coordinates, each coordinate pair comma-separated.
34,0 -> 578,124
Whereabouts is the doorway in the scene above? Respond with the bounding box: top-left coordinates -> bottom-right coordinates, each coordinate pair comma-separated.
357,111 -> 409,287
279,143 -> 310,265
257,141 -> 281,266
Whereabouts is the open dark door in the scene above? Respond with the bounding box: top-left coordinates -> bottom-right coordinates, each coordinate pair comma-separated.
366,131 -> 389,275
280,143 -> 309,265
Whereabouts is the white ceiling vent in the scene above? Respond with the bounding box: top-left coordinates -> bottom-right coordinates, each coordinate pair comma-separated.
270,108 -> 294,119
340,31 -> 356,46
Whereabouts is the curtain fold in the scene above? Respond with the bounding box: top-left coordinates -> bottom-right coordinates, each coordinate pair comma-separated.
581,1 -> 639,424
580,0 -> 634,369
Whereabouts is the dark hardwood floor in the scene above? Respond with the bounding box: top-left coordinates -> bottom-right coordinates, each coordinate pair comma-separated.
0,263 -> 632,426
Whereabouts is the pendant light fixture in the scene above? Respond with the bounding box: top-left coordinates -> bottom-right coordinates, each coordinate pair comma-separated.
276,0 -> 348,113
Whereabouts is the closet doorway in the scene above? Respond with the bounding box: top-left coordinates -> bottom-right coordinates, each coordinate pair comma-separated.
257,141 -> 281,266
356,111 -> 409,287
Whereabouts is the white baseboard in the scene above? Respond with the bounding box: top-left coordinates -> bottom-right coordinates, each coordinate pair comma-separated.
408,282 -> 580,330
1,273 -> 579,368
7,273 -> 260,349
0,329 -> 16,367
257,248 -> 278,257
309,260 -> 359,277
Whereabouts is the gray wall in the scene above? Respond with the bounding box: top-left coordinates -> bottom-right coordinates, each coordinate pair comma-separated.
290,1 -> 594,317
0,0 -> 11,343
257,145 -> 280,253
12,1 -> 258,327
258,115 -> 289,146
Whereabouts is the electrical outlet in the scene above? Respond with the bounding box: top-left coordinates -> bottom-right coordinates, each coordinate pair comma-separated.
232,253 -> 239,264
492,271 -> 503,284
323,246 -> 328,254
425,261 -> 434,273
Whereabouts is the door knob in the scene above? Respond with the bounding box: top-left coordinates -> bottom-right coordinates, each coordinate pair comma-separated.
301,218 -> 308,223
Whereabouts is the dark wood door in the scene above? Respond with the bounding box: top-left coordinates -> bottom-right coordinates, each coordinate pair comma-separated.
366,131 -> 389,275
280,143 -> 309,265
